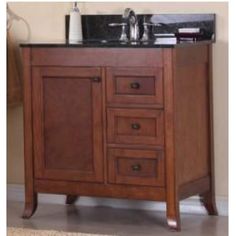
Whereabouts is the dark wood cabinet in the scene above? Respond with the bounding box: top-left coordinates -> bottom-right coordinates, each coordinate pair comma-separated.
21,45 -> 217,231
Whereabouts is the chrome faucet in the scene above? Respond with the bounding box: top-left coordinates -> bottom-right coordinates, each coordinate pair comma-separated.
123,8 -> 139,41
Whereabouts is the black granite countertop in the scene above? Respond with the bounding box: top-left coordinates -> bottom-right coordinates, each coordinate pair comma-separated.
20,14 -> 215,48
20,39 -> 213,48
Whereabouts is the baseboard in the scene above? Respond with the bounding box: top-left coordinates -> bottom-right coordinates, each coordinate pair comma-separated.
7,184 -> 228,216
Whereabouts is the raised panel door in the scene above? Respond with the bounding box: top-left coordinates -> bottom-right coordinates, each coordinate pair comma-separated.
32,67 -> 103,182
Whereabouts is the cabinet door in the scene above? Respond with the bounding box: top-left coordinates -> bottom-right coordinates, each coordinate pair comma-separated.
32,67 -> 103,182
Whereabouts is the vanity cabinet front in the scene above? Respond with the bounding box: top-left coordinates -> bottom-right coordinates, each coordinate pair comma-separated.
21,46 -> 217,231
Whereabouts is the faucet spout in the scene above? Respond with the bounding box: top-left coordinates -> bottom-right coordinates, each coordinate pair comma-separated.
123,8 -> 137,24
122,8 -> 139,41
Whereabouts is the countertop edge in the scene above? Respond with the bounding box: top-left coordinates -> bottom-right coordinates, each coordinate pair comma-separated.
19,40 -> 214,49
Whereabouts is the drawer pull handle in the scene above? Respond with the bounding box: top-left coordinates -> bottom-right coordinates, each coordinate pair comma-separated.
130,82 -> 140,89
132,164 -> 142,171
131,123 -> 141,130
92,77 -> 101,82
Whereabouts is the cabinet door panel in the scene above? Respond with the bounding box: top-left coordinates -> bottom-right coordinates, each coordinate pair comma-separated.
32,67 -> 103,182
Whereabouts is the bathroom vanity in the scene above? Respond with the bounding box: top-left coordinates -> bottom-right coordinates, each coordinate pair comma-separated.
20,13 -> 217,231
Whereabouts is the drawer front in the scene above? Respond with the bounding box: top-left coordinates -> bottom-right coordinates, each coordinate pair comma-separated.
108,148 -> 165,186
32,48 -> 163,67
107,108 -> 164,146
106,67 -> 163,106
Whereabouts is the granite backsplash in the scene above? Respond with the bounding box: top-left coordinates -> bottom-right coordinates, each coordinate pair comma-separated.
65,14 -> 215,41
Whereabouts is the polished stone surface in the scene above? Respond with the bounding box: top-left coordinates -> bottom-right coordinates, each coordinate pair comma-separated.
20,39 -> 213,48
8,201 -> 227,236
21,14 -> 215,48
80,14 -> 215,41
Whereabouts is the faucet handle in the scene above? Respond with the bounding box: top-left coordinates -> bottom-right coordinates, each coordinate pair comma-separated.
108,23 -> 127,27
108,23 -> 128,42
141,22 -> 167,41
141,22 -> 153,41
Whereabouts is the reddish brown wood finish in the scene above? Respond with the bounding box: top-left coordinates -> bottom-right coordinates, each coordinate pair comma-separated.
22,48 -> 38,218
174,63 -> 209,184
31,48 -> 163,67
175,45 -> 208,66
108,148 -> 165,187
106,67 -> 163,105
163,49 -> 181,231
107,143 -> 163,151
179,176 -> 210,200
173,45 -> 217,216
35,180 -> 166,201
107,103 -> 163,109
21,45 -> 216,231
101,68 -> 108,184
32,67 -> 103,182
199,45 -> 218,215
107,108 -> 164,145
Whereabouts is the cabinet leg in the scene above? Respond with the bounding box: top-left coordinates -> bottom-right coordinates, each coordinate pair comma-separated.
166,202 -> 181,231
200,191 -> 218,215
22,193 -> 38,219
66,195 -> 79,205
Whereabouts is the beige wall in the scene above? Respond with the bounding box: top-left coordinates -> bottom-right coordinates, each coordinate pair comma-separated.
7,2 -> 228,198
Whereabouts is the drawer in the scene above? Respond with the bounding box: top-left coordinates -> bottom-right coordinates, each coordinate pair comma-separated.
108,148 -> 165,186
106,67 -> 163,106
31,48 -> 163,67
107,108 -> 164,146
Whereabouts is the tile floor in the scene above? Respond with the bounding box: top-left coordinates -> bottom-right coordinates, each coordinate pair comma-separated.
7,201 -> 228,236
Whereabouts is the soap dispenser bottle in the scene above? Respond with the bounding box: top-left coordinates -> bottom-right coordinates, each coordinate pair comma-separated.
69,2 -> 83,43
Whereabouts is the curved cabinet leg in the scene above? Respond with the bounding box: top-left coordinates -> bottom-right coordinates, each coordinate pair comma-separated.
166,202 -> 181,231
200,191 -> 218,215
22,193 -> 38,219
22,47 -> 38,220
66,195 -> 79,205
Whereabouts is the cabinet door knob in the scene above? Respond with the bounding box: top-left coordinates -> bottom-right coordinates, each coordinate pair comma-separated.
131,123 -> 141,130
92,77 -> 101,82
130,82 -> 140,89
132,164 -> 141,171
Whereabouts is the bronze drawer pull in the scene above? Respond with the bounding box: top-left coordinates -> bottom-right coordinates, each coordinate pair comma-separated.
131,123 -> 141,130
130,82 -> 140,89
92,77 -> 101,82
132,164 -> 142,171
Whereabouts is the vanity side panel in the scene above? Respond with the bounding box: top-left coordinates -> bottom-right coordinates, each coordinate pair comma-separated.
173,45 -> 210,191
21,47 -> 38,217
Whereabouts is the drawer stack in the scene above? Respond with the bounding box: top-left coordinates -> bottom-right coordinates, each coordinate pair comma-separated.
106,67 -> 165,187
